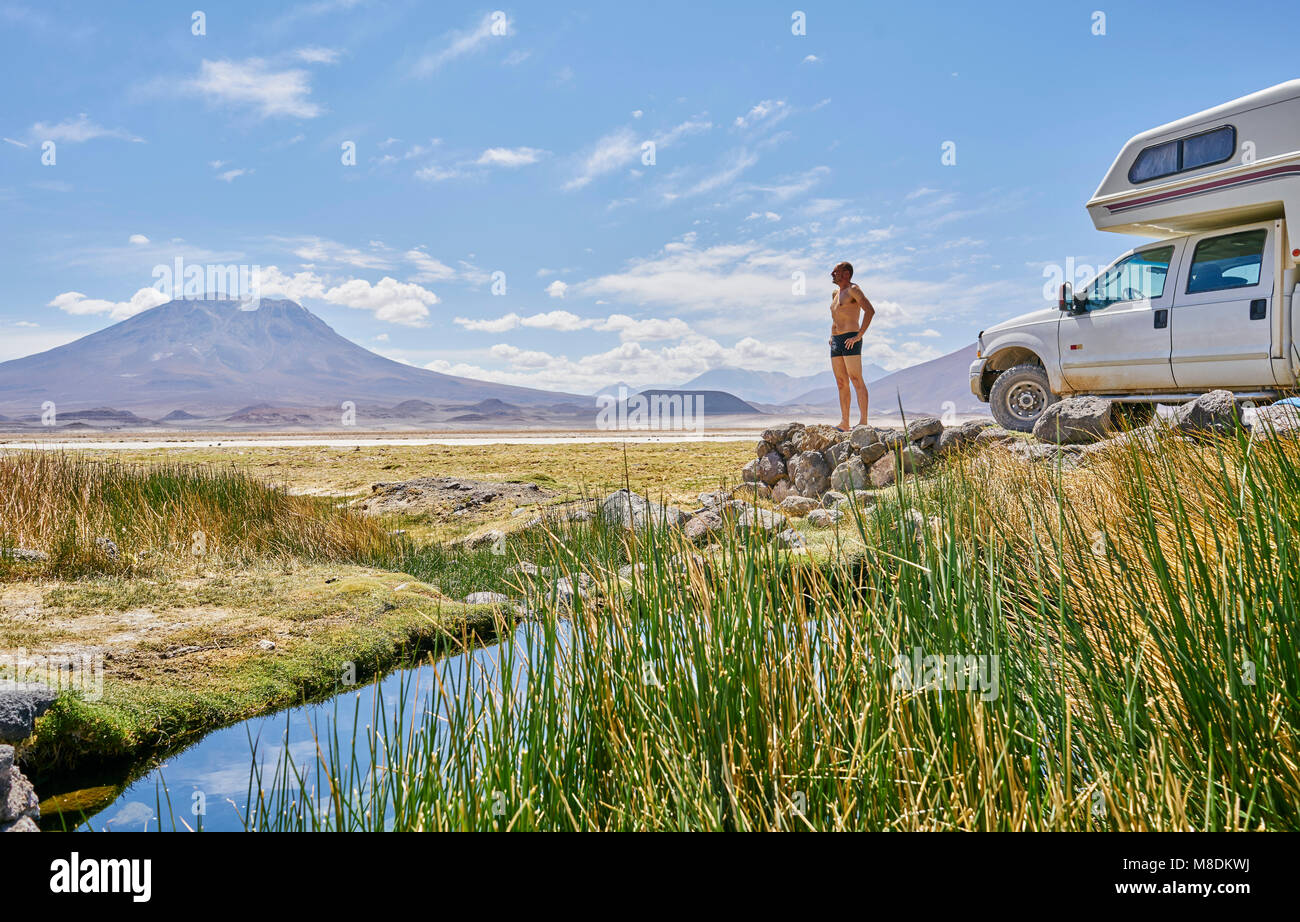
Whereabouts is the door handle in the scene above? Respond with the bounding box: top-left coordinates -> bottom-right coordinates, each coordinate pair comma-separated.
1153,308 -> 1168,329
1250,299 -> 1268,320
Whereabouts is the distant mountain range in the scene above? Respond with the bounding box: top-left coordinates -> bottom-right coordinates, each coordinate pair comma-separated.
0,297 -> 979,429
0,298 -> 584,418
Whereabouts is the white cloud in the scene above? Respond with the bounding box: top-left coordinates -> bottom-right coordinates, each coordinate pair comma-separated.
453,310 -> 691,342
733,99 -> 790,131
48,287 -> 169,321
545,280 -> 568,298
282,236 -> 391,269
254,266 -> 326,302
294,46 -> 340,64
128,234 -> 150,245
565,119 -> 710,191
475,146 -> 546,168
404,248 -> 456,281
322,277 -> 438,326
414,163 -> 461,182
3,137 -> 29,148
412,12 -> 510,76
185,58 -> 322,118
802,54 -> 820,64
30,114 -> 142,144
216,168 -> 250,182
455,313 -> 521,333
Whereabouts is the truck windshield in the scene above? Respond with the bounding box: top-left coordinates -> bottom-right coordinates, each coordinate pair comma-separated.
1085,246 -> 1175,309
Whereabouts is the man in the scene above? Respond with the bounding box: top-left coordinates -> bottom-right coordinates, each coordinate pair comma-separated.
828,260 -> 875,430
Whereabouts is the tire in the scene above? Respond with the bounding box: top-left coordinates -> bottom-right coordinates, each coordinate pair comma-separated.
988,363 -> 1058,432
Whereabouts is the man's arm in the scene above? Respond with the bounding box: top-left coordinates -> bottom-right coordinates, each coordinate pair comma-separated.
847,286 -> 875,346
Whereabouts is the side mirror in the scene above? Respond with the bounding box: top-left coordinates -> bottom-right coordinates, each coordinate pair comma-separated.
1058,281 -> 1073,311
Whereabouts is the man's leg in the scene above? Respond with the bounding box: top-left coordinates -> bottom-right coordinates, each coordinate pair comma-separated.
831,356 -> 851,428
844,355 -> 869,426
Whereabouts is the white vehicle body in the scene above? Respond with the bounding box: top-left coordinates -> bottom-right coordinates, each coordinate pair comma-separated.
972,81 -> 1300,430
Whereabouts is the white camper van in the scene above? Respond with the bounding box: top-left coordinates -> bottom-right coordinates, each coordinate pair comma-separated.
972,81 -> 1300,430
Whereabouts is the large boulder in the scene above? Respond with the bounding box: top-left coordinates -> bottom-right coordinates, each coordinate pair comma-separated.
849,425 -> 880,451
859,441 -> 888,465
778,496 -> 819,517
0,682 -> 57,744
830,456 -> 869,492
762,422 -> 804,445
600,490 -> 686,531
869,446 -> 928,488
1032,396 -> 1115,444
792,424 -> 842,454
770,478 -> 797,504
1174,390 -> 1241,434
788,451 -> 833,498
903,416 -> 944,442
753,450 -> 787,487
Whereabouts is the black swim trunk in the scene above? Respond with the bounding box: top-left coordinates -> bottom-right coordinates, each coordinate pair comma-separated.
830,332 -> 862,357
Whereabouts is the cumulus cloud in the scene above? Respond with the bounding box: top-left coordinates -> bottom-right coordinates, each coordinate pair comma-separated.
128,234 -> 149,245
48,287 -> 169,320
322,277 -> 438,326
184,58 -> 322,118
545,280 -> 568,299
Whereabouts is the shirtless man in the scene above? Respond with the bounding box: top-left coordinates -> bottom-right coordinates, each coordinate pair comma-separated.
828,261 -> 875,429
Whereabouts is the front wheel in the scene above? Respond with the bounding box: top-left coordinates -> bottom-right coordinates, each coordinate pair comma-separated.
988,363 -> 1057,432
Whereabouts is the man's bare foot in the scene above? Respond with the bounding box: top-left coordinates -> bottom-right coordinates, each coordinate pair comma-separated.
836,421 -> 851,431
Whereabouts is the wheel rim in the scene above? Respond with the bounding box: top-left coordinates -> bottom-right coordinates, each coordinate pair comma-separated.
1004,380 -> 1047,423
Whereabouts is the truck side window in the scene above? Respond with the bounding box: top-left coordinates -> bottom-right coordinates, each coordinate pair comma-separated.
1086,246 -> 1174,310
1186,229 -> 1267,294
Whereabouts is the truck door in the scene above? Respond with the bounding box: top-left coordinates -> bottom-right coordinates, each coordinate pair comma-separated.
1058,243 -> 1179,393
1170,224 -> 1276,389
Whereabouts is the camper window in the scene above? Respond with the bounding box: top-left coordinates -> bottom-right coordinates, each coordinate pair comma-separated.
1128,125 -> 1236,184
1186,229 -> 1267,294
1085,245 -> 1174,309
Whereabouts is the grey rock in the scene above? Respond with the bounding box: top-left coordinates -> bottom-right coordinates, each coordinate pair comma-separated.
600,490 -> 686,531
684,509 -> 726,543
1174,390 -> 1241,434
2,548 -> 47,563
770,478 -> 797,504
904,416 -> 943,441
773,528 -> 806,549
257,639 -> 276,651
1032,396 -> 1115,444
792,424 -> 841,454
830,456 -> 869,493
753,451 -> 787,487
730,482 -> 772,502
552,574 -> 593,606
806,508 -> 843,528
859,441 -> 888,465
974,426 -> 1012,444
697,489 -> 731,508
788,451 -> 832,499
848,425 -> 880,450
734,506 -> 787,535
938,419 -> 995,455
775,439 -> 798,460
741,458 -> 760,483
1249,402 -> 1300,439
868,446 -> 928,488
464,592 -> 511,605
916,434 -> 940,451
823,440 -> 854,469
778,496 -> 819,517
95,536 -> 119,559
821,490 -> 848,508
761,422 -> 804,445
0,745 -> 39,830
464,529 -> 506,550
0,682 -> 57,743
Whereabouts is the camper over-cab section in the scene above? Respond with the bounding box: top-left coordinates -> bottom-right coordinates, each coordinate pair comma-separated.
1088,80 -> 1300,242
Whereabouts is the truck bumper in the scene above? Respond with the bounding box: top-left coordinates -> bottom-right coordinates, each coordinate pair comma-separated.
969,357 -> 989,401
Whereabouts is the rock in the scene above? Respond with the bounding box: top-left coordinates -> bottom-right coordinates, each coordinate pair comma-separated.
684,509 -> 726,543
0,682 -> 57,744
697,489 -> 731,508
773,528 -> 806,549
730,482 -> 772,502
823,440 -> 854,469
617,563 -> 645,580
868,446 -> 928,488
938,419 -> 995,455
734,505 -> 787,535
775,439 -> 798,460
2,549 -> 47,563
792,424 -> 841,454
0,745 -> 40,832
600,490 -> 686,531
770,478 -> 797,504
974,426 -> 1013,444
849,425 -> 880,450
916,434 -> 940,451
753,451 -> 787,486
1174,390 -> 1241,434
1082,426 -> 1163,455
859,441 -> 888,465
788,451 -> 832,499
761,422 -> 804,445
830,456 -> 869,493
904,416 -> 943,442
464,592 -> 511,605
778,496 -> 819,517
94,537 -> 119,559
741,458 -> 760,483
552,574 -> 593,606
257,639 -> 276,651
821,490 -> 848,508
1032,396 -> 1115,444
880,429 -> 908,449
806,508 -> 843,528
464,529 -> 506,550
1249,402 -> 1300,439
1008,442 -> 1086,464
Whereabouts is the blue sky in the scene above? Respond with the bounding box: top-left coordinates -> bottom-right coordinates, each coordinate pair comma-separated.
1,0 -> 1295,394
